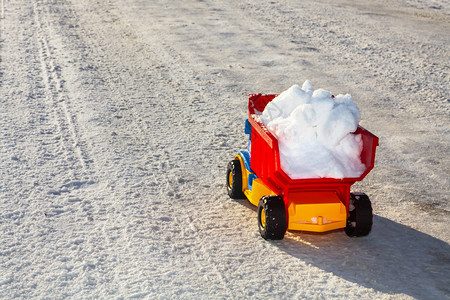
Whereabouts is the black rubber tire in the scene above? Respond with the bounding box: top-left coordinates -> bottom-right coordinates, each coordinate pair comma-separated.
226,159 -> 245,199
257,195 -> 287,240
345,193 -> 373,237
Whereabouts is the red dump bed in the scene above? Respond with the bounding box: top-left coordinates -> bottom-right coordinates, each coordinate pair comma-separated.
248,94 -> 379,197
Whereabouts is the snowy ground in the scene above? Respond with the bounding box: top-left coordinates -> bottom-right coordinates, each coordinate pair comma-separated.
0,0 -> 449,298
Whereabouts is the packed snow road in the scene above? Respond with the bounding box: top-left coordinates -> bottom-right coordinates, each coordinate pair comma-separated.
0,0 -> 449,298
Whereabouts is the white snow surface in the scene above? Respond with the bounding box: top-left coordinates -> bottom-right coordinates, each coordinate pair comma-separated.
1,0 -> 449,299
261,82 -> 365,179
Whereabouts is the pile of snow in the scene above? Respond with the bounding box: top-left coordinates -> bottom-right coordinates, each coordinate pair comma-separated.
260,81 -> 366,179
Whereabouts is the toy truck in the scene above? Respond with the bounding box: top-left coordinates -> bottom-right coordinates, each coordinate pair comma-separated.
226,94 -> 379,240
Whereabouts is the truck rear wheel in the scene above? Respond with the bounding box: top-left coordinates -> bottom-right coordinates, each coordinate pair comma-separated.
226,159 -> 245,199
258,196 -> 287,240
345,193 -> 373,237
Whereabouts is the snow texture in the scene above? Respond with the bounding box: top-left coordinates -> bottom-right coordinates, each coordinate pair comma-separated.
0,0 -> 449,299
261,81 -> 365,179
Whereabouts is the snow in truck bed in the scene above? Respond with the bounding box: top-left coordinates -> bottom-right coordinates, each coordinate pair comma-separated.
260,81 -> 365,179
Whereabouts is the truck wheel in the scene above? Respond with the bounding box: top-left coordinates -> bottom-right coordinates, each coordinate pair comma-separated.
345,193 -> 373,237
226,159 -> 245,199
258,196 -> 287,240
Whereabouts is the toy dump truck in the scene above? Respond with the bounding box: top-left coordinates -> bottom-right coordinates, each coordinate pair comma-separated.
226,94 -> 379,240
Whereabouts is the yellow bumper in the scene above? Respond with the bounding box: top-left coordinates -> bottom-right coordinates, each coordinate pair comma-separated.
287,192 -> 347,232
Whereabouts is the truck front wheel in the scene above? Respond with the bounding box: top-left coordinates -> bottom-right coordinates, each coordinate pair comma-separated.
258,196 -> 287,240
226,159 -> 245,199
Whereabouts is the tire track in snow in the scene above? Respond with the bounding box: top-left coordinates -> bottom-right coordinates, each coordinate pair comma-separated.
0,2 -> 131,297
0,1 -> 106,297
31,1 -> 93,180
